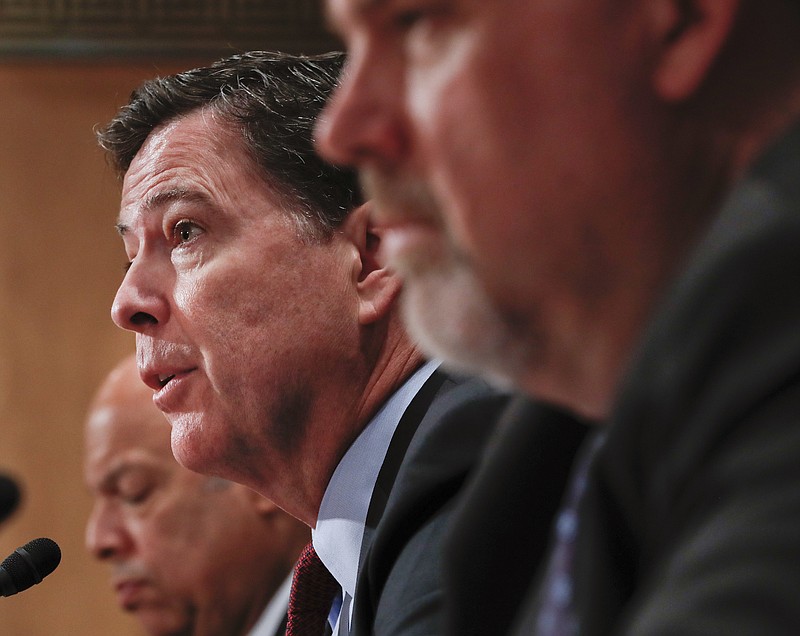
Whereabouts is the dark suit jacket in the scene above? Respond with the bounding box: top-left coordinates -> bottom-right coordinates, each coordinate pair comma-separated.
443,398 -> 589,636
350,370 -> 514,636
498,122 -> 800,634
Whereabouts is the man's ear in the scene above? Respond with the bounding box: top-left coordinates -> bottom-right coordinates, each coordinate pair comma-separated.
649,0 -> 740,101
341,202 -> 403,326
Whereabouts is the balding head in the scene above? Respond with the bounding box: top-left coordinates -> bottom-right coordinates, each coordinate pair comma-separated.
84,354 -> 308,636
86,355 -> 172,472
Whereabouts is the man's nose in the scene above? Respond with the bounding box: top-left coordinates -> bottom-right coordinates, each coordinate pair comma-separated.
315,47 -> 410,169
111,257 -> 169,334
85,501 -> 132,562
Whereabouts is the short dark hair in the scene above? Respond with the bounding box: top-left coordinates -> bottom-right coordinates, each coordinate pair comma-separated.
97,50 -> 361,240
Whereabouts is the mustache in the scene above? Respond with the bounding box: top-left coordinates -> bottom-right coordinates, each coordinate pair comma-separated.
360,168 -> 443,226
110,561 -> 153,586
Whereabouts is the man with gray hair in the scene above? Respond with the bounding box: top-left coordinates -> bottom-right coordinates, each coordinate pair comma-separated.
101,51 -> 513,636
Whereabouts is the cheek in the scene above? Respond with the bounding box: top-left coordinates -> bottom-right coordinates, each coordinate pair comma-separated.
175,265 -> 276,349
127,517 -> 186,587
144,501 -> 214,569
173,261 -> 318,408
419,92 -> 510,268
408,45 -> 518,244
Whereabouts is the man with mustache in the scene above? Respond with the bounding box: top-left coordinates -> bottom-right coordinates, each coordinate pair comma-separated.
85,354 -> 309,636
102,51 -> 513,635
316,0 -> 800,633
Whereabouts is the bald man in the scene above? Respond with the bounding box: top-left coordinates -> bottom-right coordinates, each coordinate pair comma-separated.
85,355 -> 309,636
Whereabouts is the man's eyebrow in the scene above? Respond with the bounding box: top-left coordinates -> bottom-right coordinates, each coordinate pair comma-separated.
144,188 -> 212,211
97,461 -> 136,492
97,457 -> 165,493
115,188 -> 214,236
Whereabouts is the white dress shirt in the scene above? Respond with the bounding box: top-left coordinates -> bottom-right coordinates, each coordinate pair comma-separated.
248,572 -> 293,636
312,360 -> 440,635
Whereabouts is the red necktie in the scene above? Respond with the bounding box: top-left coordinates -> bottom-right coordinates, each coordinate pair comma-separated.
286,542 -> 340,636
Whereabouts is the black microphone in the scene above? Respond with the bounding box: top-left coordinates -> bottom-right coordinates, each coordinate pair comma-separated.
0,475 -> 21,524
0,538 -> 61,597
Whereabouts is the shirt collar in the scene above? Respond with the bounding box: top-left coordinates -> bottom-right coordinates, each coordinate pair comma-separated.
312,360 -> 440,598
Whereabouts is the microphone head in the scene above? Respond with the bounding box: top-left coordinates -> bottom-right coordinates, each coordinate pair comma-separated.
0,537 -> 61,597
0,475 -> 21,524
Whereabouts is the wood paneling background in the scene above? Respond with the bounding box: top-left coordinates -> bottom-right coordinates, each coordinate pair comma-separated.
0,0 -> 339,57
0,1 -> 340,628
0,59 -> 212,635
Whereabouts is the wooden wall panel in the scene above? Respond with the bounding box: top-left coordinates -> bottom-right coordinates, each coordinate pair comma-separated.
0,59 -> 207,636
0,0 -> 339,57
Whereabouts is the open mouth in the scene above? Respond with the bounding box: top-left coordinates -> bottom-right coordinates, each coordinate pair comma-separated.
158,373 -> 175,388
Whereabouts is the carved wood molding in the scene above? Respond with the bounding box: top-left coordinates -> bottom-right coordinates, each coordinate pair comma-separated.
0,0 -> 340,57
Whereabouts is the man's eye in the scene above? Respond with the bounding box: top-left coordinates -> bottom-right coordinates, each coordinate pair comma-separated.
395,9 -> 425,30
122,489 -> 150,505
173,220 -> 203,244
391,3 -> 449,34
117,480 -> 153,505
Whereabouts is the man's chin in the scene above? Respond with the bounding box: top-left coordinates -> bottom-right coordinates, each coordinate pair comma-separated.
401,264 -> 527,389
136,608 -> 191,636
380,224 -> 448,276
169,416 -> 210,473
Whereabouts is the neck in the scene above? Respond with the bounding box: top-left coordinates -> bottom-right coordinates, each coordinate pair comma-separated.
268,319 -> 423,526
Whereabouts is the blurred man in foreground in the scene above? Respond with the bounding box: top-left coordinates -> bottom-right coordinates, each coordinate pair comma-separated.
317,0 -> 800,633
85,354 -> 309,636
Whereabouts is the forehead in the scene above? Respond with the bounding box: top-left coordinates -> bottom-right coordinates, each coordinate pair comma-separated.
85,398 -> 173,475
118,110 -> 266,226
